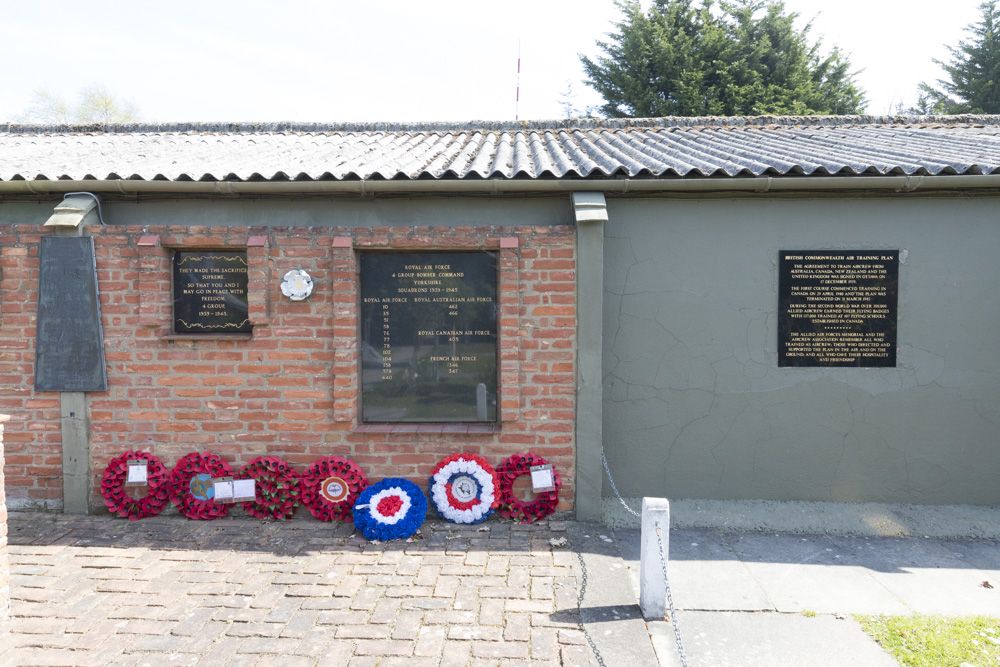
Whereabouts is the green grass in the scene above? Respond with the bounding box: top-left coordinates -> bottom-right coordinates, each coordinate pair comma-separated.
857,615 -> 1000,667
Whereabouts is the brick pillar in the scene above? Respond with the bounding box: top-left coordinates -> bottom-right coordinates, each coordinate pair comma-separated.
0,414 -> 10,634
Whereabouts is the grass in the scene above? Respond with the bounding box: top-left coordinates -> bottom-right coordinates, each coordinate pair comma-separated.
857,615 -> 1000,667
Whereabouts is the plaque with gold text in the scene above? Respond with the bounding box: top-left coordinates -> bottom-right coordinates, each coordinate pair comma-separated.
778,250 -> 898,367
172,251 -> 251,334
360,252 -> 497,422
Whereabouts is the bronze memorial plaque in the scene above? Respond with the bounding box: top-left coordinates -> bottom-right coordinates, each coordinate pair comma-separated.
360,252 -> 497,422
172,251 -> 251,334
778,250 -> 898,367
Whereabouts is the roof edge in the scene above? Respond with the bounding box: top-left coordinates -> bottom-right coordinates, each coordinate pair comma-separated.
3,174 -> 999,196
3,114 -> 1000,135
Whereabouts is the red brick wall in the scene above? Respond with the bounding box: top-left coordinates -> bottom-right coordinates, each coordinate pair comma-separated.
0,222 -> 578,512
0,414 -> 9,631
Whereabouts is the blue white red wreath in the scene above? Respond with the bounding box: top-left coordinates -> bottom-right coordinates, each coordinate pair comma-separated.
428,453 -> 499,524
353,478 -> 427,541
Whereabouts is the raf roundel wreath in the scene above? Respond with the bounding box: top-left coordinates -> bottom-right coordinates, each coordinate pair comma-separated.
101,451 -> 172,520
353,478 -> 427,541
169,452 -> 234,520
301,456 -> 367,522
239,456 -> 301,521
428,453 -> 499,524
496,452 -> 562,524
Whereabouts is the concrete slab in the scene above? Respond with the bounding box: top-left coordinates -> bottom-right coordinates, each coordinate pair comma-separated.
619,528 -> 774,612
649,612 -> 900,667
567,523 -> 660,667
723,533 -> 911,615
603,498 -> 1000,539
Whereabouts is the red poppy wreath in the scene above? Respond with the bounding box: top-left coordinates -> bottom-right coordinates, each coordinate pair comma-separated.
496,452 -> 562,524
169,451 -> 234,520
100,451 -> 172,520
300,456 -> 367,522
239,456 -> 301,520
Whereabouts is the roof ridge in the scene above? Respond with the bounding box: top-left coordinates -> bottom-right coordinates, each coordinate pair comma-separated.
3,115 -> 1000,135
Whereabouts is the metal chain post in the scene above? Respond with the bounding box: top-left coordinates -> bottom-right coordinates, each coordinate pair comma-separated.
602,447 -> 689,667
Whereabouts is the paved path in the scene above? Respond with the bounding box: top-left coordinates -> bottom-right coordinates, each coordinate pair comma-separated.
2,511 -> 609,666
617,528 -> 1000,667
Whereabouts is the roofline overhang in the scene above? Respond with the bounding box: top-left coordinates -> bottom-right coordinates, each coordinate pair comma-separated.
1,174 -> 999,197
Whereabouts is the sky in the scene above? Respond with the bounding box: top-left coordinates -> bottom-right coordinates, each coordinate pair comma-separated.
0,0 -> 988,124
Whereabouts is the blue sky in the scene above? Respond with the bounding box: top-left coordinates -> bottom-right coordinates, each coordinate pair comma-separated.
0,0 -> 986,123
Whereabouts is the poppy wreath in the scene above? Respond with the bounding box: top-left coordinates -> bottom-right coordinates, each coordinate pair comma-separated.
100,451 -> 172,520
301,456 -> 367,522
428,452 -> 499,524
169,451 -> 234,520
238,456 -> 301,520
353,478 -> 427,541
496,452 -> 562,524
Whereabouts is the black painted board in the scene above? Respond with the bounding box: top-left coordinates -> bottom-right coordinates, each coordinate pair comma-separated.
172,251 -> 251,333
34,236 -> 108,391
778,250 -> 899,367
360,251 -> 498,422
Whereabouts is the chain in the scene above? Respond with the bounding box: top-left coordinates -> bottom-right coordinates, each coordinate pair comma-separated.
602,447 -> 688,667
575,549 -> 607,667
601,448 -> 640,518
657,526 -> 689,666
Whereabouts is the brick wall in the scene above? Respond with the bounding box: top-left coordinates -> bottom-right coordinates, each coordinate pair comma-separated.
0,414 -> 9,633
0,222 -> 578,512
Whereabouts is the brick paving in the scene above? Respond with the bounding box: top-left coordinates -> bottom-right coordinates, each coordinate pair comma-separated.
1,511 -> 597,666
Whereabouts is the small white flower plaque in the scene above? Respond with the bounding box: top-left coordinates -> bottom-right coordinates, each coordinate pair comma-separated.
280,269 -> 314,301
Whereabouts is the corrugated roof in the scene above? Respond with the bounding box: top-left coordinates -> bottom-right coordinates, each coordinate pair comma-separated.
2,115 -> 1000,183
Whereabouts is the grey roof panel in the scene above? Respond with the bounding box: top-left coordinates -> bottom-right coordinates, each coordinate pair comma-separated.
2,115 -> 1000,183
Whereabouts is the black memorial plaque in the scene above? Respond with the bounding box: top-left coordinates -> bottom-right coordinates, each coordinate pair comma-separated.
360,252 -> 497,422
172,251 -> 251,333
778,250 -> 898,367
35,236 -> 108,391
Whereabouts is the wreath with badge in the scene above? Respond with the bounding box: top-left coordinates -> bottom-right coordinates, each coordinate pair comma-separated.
301,456 -> 367,522
496,452 -> 562,524
169,452 -> 234,520
428,453 -> 499,524
100,451 -> 172,520
353,478 -> 427,541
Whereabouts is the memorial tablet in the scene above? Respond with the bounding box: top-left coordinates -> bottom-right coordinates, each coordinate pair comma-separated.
172,251 -> 251,333
360,252 -> 497,422
778,250 -> 898,367
34,236 -> 108,391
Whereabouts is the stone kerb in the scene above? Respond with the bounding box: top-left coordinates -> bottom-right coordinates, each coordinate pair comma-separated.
0,414 -> 9,635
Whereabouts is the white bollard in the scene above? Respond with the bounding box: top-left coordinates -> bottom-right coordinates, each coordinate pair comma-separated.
639,497 -> 670,620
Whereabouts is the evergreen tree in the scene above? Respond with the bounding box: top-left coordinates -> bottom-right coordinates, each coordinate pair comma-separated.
915,0 -> 1000,114
580,0 -> 865,117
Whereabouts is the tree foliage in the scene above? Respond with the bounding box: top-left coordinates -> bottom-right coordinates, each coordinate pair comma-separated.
17,83 -> 140,124
913,0 -> 1000,114
580,0 -> 866,117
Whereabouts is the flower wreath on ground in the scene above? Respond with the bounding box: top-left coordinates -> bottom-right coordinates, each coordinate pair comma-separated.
496,452 -> 562,524
169,452 -> 234,520
100,451 -> 172,520
353,478 -> 427,541
301,456 -> 367,522
428,452 -> 499,524
239,456 -> 301,520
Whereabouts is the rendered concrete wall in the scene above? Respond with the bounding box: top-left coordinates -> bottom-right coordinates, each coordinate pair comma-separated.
602,195 -> 1000,505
